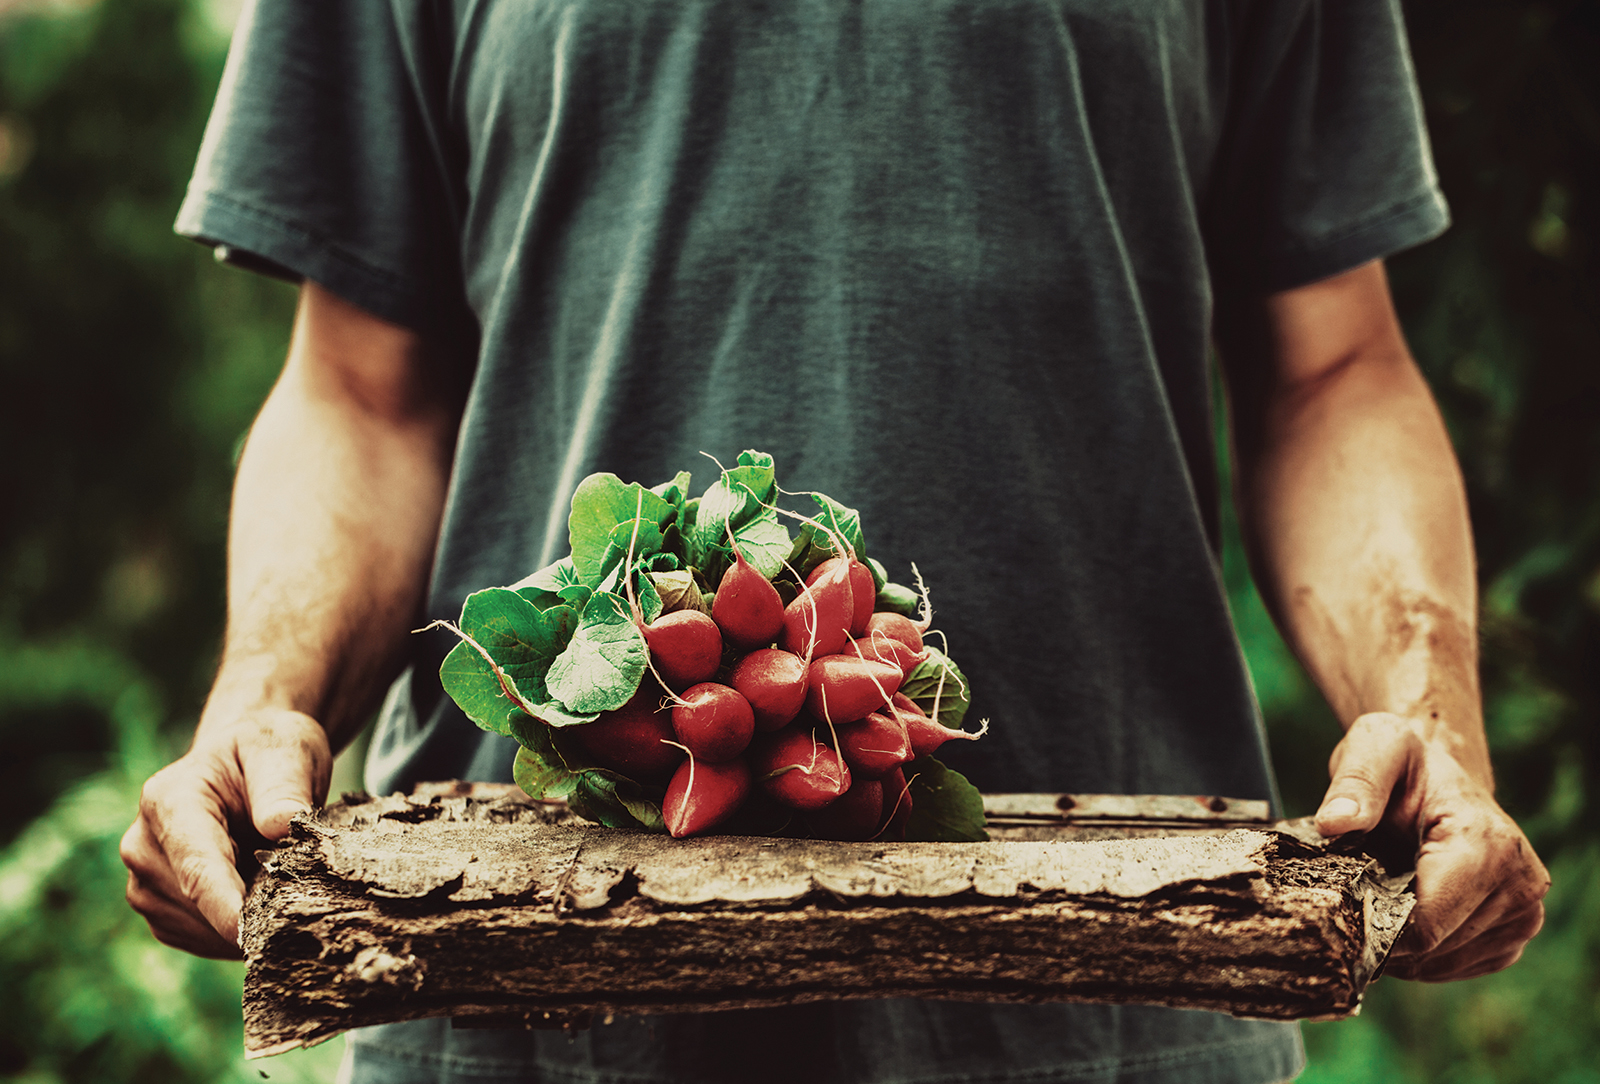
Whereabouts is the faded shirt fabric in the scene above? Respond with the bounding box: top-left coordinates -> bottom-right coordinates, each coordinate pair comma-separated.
177,0 -> 1446,1081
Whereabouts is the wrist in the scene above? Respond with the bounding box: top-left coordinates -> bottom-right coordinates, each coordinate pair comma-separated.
1351,707 -> 1494,794
193,667 -> 326,749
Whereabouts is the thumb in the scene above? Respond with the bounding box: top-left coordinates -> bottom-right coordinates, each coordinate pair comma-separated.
1315,712 -> 1417,837
236,712 -> 332,840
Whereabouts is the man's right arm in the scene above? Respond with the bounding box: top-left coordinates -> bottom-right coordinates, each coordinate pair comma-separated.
120,281 -> 465,957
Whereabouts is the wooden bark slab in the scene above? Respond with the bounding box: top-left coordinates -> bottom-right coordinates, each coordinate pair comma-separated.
241,784 -> 1413,1058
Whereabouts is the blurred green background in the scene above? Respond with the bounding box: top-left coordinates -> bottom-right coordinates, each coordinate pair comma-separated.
0,0 -> 1593,1080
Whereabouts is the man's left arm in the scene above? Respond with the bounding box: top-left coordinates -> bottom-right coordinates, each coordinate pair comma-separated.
1215,259 -> 1550,982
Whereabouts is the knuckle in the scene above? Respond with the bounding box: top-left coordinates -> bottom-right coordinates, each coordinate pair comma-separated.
117,823 -> 144,869
138,771 -> 171,815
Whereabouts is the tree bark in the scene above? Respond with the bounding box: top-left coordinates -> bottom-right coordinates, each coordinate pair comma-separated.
241,784 -> 1413,1058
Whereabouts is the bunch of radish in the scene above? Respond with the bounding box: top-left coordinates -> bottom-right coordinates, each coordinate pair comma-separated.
433,451 -> 987,841
610,550 -> 982,838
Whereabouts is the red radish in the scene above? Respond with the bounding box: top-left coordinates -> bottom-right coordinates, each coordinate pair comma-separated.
752,728 -> 851,810
889,692 -> 985,757
575,684 -> 683,781
805,777 -> 884,841
671,682 -> 755,763
779,557 -> 854,659
880,766 -> 913,841
663,755 -> 751,838
838,710 -> 914,778
728,648 -> 808,732
851,632 -> 924,678
642,610 -> 722,689
846,560 -> 874,637
865,611 -> 926,656
805,655 -> 903,724
712,546 -> 785,650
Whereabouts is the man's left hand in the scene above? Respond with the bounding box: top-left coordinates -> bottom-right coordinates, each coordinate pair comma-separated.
1314,711 -> 1550,981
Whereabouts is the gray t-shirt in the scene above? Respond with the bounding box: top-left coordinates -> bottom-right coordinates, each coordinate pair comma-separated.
178,1 -> 1446,1081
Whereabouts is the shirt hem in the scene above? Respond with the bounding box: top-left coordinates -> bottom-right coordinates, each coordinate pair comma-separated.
1253,187 -> 1451,293
173,188 -> 441,334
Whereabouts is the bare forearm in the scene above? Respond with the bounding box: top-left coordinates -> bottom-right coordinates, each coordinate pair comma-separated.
1217,261 -> 1546,982
1237,341 -> 1489,785
201,283 -> 461,749
125,282 -> 465,956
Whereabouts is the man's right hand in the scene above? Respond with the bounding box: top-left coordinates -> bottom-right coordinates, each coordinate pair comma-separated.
120,281 -> 460,958
120,710 -> 331,959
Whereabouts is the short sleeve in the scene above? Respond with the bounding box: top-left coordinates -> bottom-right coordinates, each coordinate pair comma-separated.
175,0 -> 472,337
1205,0 -> 1450,293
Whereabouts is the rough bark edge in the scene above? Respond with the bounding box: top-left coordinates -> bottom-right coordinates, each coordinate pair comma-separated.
241,788 -> 1414,1057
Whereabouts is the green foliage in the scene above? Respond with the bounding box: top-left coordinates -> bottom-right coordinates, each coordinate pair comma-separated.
566,473 -> 676,587
900,647 -> 971,730
904,757 -> 988,842
687,450 -> 787,582
437,589 -> 582,734
874,580 -> 922,616
510,721 -> 667,831
543,593 -> 649,714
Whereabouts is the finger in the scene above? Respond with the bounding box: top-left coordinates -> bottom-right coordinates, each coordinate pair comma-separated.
122,816 -> 246,958
1392,804 -> 1548,965
125,871 -> 242,959
1396,889 -> 1544,968
120,816 -> 187,899
1390,935 -> 1530,983
1393,903 -> 1542,981
237,713 -> 332,840
139,770 -> 249,947
1316,712 -> 1417,836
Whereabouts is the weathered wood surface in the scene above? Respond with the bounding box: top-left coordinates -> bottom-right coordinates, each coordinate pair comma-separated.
241,783 -> 1413,1058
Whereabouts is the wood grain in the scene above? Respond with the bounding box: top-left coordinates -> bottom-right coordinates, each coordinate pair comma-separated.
240,785 -> 1413,1057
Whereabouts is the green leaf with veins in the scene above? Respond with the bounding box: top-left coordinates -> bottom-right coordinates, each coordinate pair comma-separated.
510,715 -> 665,830
724,449 -> 776,501
574,773 -> 666,831
785,495 -> 865,580
544,592 -> 648,713
437,589 -> 579,735
784,522 -> 833,581
511,728 -> 578,801
687,451 -> 779,576
650,470 -> 693,509
904,756 -> 988,842
650,570 -> 707,614
509,557 -> 582,611
642,551 -> 681,572
809,492 -> 865,559
595,518 -> 665,595
900,646 -> 971,729
568,473 -> 676,586
440,642 -> 517,734
732,507 -> 792,579
865,556 -> 888,591
631,562 -> 664,625
529,700 -> 601,729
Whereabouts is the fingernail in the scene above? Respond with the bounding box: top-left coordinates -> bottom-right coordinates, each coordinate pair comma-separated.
1319,797 -> 1359,820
